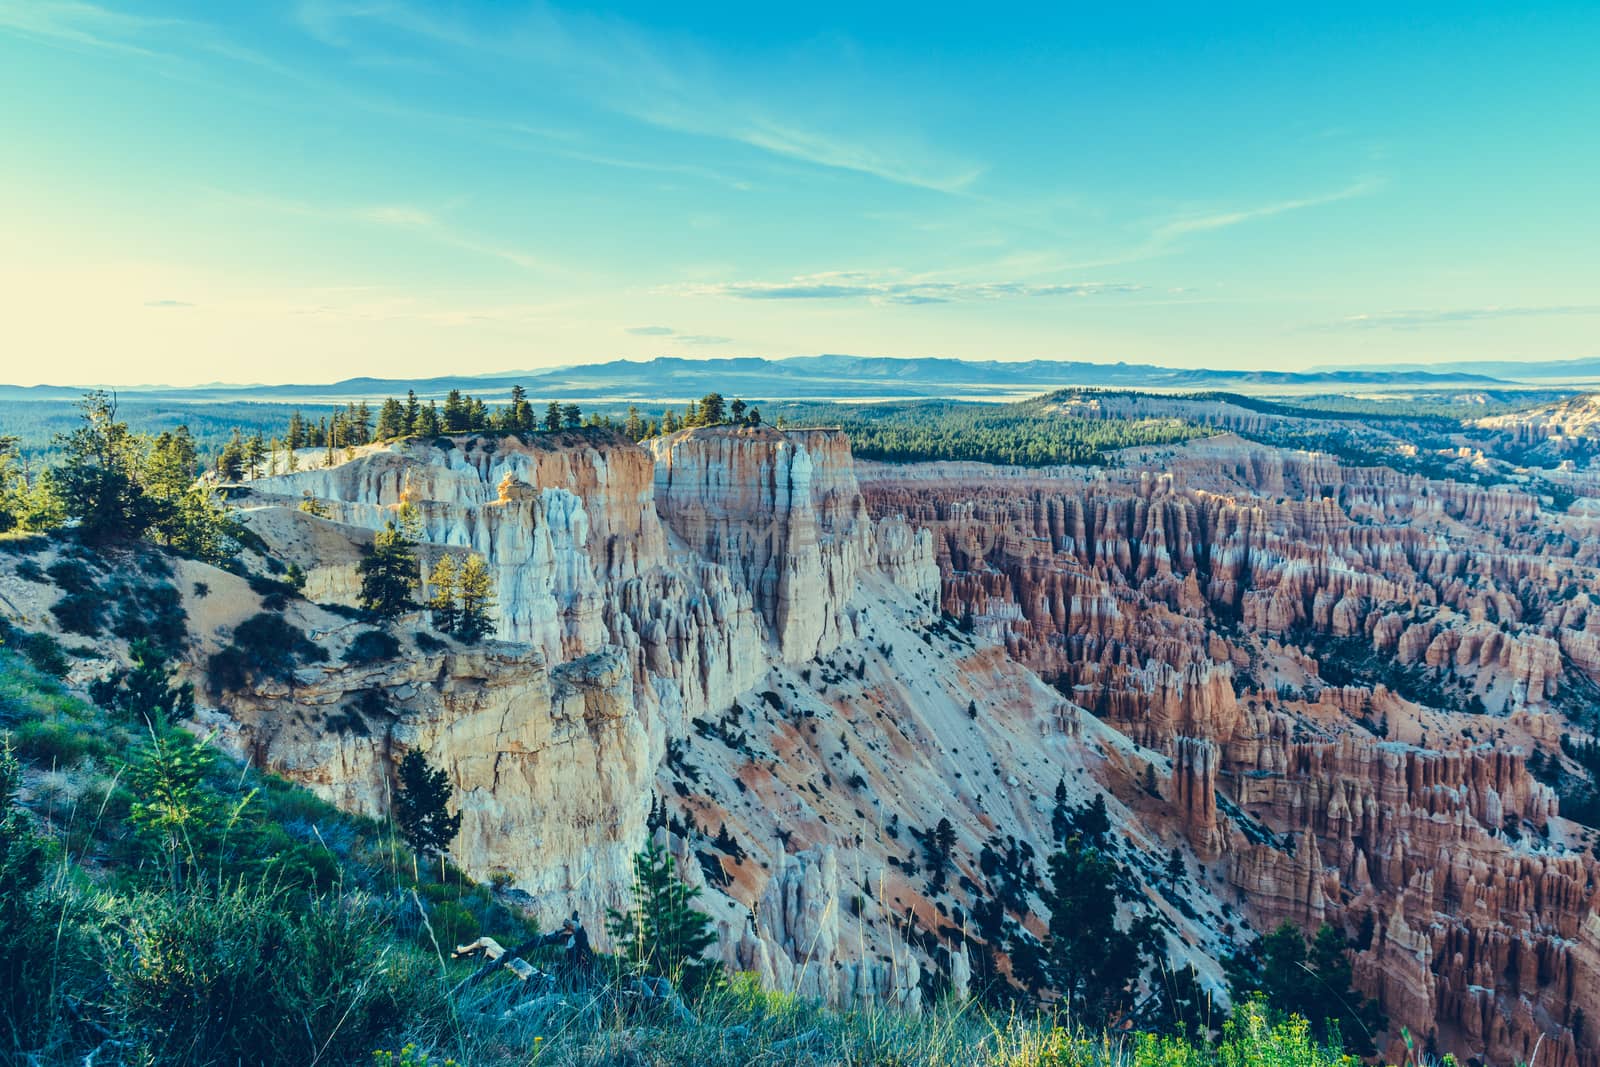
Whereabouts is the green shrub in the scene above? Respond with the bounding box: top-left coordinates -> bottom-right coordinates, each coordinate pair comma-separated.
0,619 -> 69,677
110,578 -> 187,654
8,718 -> 103,767
0,743 -> 96,1054
45,557 -> 98,594
102,884 -> 442,1066
345,628 -> 401,664
425,898 -> 479,948
265,841 -> 344,893
51,591 -> 104,635
209,613 -> 326,692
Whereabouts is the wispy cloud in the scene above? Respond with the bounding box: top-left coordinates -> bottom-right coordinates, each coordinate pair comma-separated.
206,190 -> 550,271
0,0 -> 176,57
144,298 -> 194,308
624,325 -> 731,345
1153,179 -> 1381,243
359,204 -> 437,228
291,0 -> 981,193
670,271 -> 1143,305
1325,304 -> 1600,330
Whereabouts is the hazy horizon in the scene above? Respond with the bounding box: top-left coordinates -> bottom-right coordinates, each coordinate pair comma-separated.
3,3 -> 1597,385
8,350 -> 1600,394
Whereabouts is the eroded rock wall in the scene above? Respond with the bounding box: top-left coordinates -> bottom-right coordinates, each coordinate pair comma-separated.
860,437 -> 1600,1067
217,428 -> 1090,1009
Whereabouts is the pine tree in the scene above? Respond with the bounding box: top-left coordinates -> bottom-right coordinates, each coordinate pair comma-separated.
127,729 -> 226,890
351,400 -> 372,445
922,816 -> 957,894
505,384 -> 531,431
1041,837 -> 1154,1025
0,438 -> 63,534
1052,779 -> 1072,845
662,409 -> 680,434
146,426 -> 197,502
442,390 -> 468,432
55,391 -> 159,542
375,397 -> 407,441
730,398 -> 746,423
698,393 -> 726,424
455,554 -> 495,642
404,390 -> 422,435
605,843 -> 720,996
1223,922 -> 1384,1055
357,521 -> 418,618
244,433 -> 267,479
286,409 -> 306,451
217,428 -> 245,481
1077,792 -> 1111,847
427,553 -> 460,634
745,406 -> 761,427
419,401 -> 442,436
393,749 -> 461,860
625,405 -> 644,439
561,404 -> 581,430
544,401 -> 562,432
90,639 -> 194,729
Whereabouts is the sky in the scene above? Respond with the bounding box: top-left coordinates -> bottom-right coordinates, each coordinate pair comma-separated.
1,1 -> 1597,386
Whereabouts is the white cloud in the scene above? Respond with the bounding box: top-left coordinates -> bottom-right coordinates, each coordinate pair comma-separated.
291,0 -> 981,193
359,204 -> 437,228
1328,304 -> 1600,330
624,325 -> 731,345
1152,180 -> 1382,243
0,0 -> 176,56
670,271 -> 1144,305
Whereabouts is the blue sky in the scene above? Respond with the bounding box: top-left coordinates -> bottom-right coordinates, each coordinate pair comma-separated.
1,1 -> 1596,385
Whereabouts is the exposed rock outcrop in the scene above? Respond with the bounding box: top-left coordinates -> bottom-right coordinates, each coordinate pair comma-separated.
860,437 -> 1600,1066
211,428 -> 1200,1012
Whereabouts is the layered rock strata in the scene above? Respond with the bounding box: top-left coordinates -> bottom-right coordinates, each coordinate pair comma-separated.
860,436 -> 1600,1067
212,428 -> 1226,1010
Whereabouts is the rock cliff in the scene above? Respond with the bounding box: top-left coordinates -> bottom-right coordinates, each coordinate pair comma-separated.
209,427 -> 1225,1011
860,435 -> 1600,1066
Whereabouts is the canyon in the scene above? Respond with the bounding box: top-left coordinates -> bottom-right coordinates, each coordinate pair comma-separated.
8,419 -> 1598,1065
859,433 -> 1600,1067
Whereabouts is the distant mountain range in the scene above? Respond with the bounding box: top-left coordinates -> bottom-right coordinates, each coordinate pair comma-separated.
1309,356 -> 1600,380
0,355 -> 1524,404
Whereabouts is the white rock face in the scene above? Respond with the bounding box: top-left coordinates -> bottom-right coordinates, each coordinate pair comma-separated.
212,427 -> 1231,1013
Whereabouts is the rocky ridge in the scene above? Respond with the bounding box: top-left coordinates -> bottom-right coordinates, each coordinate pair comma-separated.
204,427 -> 1234,1012
860,434 -> 1600,1067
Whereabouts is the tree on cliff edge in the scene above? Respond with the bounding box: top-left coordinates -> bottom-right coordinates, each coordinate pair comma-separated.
357,521 -> 418,618
393,749 -> 460,863
455,554 -> 496,642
